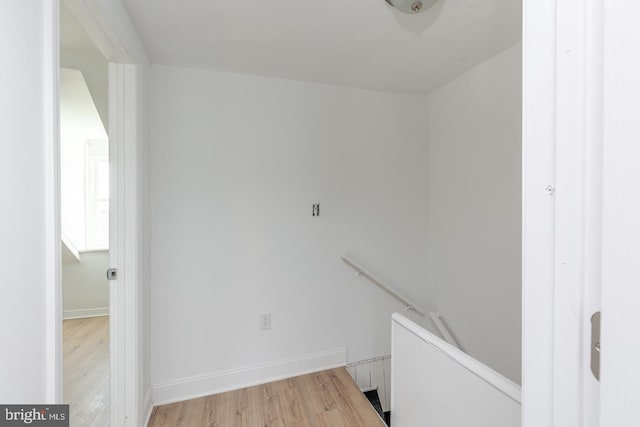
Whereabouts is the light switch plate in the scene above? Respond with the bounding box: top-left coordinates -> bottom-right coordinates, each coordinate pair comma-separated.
260,313 -> 271,330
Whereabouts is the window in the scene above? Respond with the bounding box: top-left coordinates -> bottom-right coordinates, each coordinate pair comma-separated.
85,140 -> 109,249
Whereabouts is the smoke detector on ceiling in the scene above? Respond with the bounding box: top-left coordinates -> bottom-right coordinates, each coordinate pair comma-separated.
385,0 -> 438,14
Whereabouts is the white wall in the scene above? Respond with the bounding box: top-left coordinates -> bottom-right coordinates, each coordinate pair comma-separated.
61,51 -> 108,130
149,66 -> 432,400
62,251 -> 109,317
0,1 -> 56,402
391,314 -> 521,427
426,44 -> 522,383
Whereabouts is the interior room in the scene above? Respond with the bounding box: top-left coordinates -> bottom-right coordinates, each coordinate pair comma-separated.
8,0 -> 640,426
5,0 -> 532,426
60,0 -> 521,424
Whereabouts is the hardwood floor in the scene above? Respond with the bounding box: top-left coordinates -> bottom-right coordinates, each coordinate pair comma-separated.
63,316 -> 110,427
148,368 -> 386,427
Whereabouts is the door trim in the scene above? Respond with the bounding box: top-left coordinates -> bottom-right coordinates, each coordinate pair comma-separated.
44,0 -> 62,405
522,0 -> 603,425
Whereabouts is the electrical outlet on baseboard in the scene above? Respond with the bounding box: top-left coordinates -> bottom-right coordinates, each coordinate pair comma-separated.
260,313 -> 271,330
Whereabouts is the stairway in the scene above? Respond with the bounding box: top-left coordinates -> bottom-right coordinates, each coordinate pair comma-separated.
364,389 -> 391,426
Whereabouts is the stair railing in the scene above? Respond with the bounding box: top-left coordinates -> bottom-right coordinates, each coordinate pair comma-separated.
340,253 -> 425,316
429,312 -> 460,349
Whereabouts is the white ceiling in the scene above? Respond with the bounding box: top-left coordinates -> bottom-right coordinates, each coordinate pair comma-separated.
121,0 -> 521,94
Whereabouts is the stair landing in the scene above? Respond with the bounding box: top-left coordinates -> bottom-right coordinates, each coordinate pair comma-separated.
148,367 -> 386,427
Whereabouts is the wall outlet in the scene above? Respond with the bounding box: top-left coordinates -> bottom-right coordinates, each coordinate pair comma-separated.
260,313 -> 271,330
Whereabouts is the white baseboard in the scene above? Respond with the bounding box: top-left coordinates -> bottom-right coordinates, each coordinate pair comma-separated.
63,307 -> 109,320
143,387 -> 153,427
152,347 -> 347,406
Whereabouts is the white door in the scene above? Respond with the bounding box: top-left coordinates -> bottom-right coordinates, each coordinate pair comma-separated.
599,1 -> 640,424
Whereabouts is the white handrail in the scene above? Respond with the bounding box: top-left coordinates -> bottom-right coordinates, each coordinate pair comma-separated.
429,312 -> 461,349
340,253 -> 425,316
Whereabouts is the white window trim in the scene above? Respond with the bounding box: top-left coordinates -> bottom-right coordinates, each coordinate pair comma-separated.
85,139 -> 109,250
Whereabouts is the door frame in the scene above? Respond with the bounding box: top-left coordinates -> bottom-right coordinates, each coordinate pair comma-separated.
47,0 -> 149,425
522,0 -> 603,425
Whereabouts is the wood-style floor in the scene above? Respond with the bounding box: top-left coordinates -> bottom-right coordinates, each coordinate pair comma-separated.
63,316 -> 110,427
148,368 -> 386,427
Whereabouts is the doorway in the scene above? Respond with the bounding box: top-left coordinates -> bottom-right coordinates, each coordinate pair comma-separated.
53,0 -> 148,425
60,3 -> 110,425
